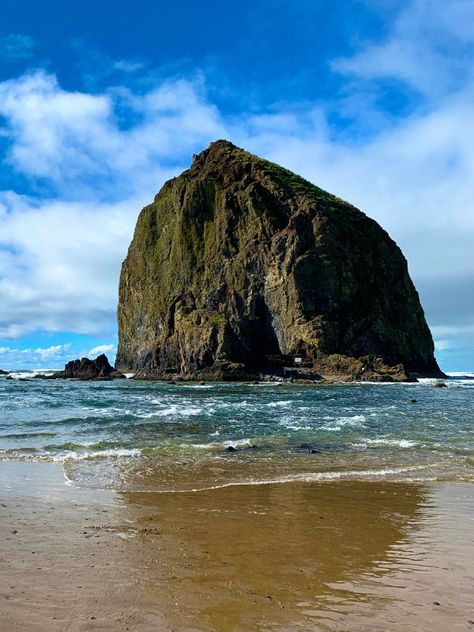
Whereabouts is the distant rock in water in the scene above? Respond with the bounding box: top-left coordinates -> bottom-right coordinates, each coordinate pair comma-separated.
52,354 -> 125,380
116,140 -> 444,382
0,369 -> 9,375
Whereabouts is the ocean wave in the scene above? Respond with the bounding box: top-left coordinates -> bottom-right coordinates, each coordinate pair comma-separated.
0,369 -> 58,379
148,404 -> 204,417
0,431 -> 58,440
223,438 -> 253,448
132,464 -> 437,494
248,381 -> 284,387
185,384 -> 214,389
50,448 -> 142,462
179,438 -> 255,451
0,447 -> 142,462
321,415 -> 366,431
278,419 -> 312,430
352,438 -> 418,449
266,400 -> 293,408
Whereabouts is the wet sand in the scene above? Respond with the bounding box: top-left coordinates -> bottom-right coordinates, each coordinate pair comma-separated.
1,461 -> 473,631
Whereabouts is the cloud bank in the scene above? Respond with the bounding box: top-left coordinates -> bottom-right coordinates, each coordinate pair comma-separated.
0,343 -> 71,369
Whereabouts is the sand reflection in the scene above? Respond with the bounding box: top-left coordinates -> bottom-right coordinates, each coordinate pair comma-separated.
120,480 -> 473,631
2,462 -> 472,631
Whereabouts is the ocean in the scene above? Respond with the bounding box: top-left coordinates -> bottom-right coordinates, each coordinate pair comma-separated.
1,373 -> 473,492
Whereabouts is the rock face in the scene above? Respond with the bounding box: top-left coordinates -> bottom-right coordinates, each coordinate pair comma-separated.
52,354 -> 125,380
116,140 -> 443,382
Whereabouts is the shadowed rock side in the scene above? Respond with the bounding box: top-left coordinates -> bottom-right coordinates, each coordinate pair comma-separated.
50,354 -> 125,380
116,140 -> 443,382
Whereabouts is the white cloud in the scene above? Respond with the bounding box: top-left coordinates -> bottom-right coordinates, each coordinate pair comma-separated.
434,339 -> 451,352
0,34 -> 36,61
0,343 -> 71,368
113,60 -> 144,73
0,73 -> 226,338
0,192 -> 141,338
332,0 -> 474,96
89,344 -> 115,356
0,72 -> 223,194
34,343 -> 71,359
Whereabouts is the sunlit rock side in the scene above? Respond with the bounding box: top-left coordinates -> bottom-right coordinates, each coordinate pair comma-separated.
116,140 -> 444,382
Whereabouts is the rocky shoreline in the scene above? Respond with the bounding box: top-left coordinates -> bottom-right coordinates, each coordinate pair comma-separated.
2,352 -> 447,384
2,352 -> 450,385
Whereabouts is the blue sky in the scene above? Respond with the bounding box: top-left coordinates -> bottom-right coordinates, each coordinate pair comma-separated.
0,0 -> 473,370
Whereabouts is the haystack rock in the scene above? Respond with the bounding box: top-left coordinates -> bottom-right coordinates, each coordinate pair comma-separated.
116,140 -> 443,382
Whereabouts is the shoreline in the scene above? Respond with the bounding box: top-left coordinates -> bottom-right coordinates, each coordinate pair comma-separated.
1,460 -> 473,631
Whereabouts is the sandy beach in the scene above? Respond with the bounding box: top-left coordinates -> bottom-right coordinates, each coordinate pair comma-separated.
1,461 -> 473,631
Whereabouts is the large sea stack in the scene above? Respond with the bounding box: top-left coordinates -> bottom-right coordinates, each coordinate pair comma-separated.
116,140 -> 443,382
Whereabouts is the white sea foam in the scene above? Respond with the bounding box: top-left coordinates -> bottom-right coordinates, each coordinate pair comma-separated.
223,438 -> 253,448
179,438 -> 254,451
141,465 -> 434,494
2,369 -> 58,379
0,447 -> 143,463
279,420 -> 312,430
179,443 -> 215,450
248,381 -> 284,387
186,384 -> 214,389
321,415 -> 366,431
51,448 -> 142,462
357,380 -> 417,386
142,404 -> 203,417
446,371 -> 474,376
352,438 -> 418,449
266,400 -> 293,408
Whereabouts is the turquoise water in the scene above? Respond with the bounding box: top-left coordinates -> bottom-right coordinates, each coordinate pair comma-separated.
1,373 -> 473,490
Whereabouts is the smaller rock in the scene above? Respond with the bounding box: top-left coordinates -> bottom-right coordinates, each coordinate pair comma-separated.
51,354 -> 125,380
411,399 -> 417,403
298,443 -> 321,454
432,381 -> 448,388
0,369 -> 9,375
225,446 -> 237,452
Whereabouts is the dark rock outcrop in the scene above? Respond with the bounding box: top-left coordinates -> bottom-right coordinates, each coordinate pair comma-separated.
0,369 -> 9,375
116,140 -> 444,382
51,354 -> 125,380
